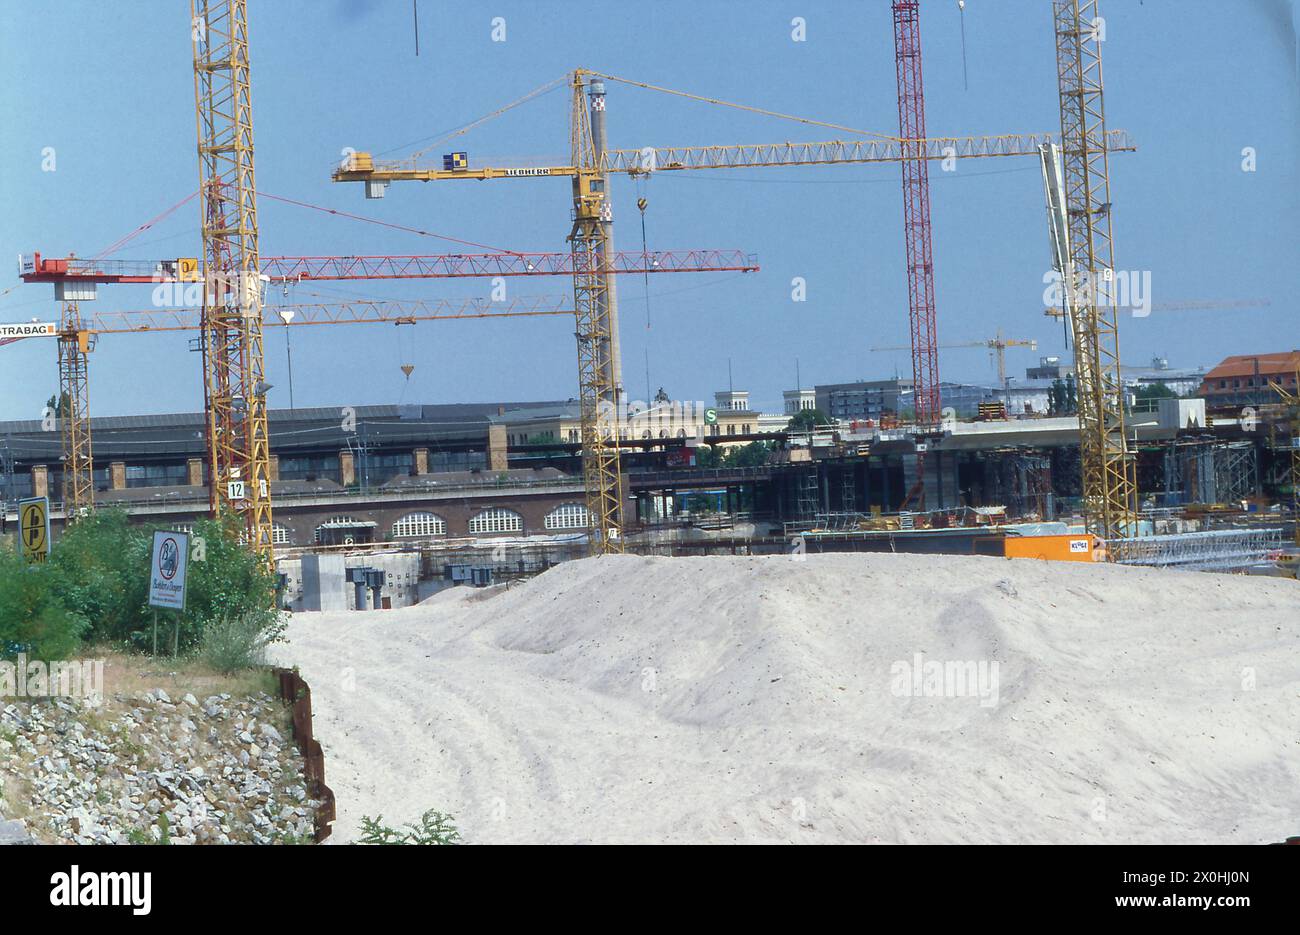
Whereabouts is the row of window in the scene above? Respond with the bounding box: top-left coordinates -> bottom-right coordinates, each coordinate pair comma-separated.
183,504 -> 591,545
1212,375 -> 1297,390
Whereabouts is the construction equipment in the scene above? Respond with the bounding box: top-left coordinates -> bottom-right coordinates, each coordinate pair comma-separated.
20,249 -> 757,285
1045,0 -> 1137,538
893,0 -> 941,431
192,0 -> 274,568
56,302 -> 94,518
13,248 -> 747,530
1043,298 -> 1273,319
63,296 -> 576,335
1267,366 -> 1300,547
0,296 -> 577,510
334,69 -> 1133,552
871,331 -> 1038,398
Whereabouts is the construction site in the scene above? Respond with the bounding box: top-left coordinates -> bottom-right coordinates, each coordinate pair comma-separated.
1,0 -> 1298,860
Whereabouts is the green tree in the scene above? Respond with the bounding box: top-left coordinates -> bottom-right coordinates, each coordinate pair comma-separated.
1135,382 -> 1177,401
44,392 -> 71,419
785,408 -> 831,432
0,550 -> 86,662
695,445 -> 722,468
726,441 -> 773,467
1049,378 -> 1065,415
48,510 -> 150,646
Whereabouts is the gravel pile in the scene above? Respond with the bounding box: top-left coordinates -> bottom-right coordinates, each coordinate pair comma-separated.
0,687 -> 321,845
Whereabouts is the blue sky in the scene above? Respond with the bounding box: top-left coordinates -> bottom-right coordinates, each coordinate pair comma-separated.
1,0 -> 1296,421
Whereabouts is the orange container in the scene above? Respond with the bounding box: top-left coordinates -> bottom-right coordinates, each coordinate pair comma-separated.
1002,533 -> 1102,562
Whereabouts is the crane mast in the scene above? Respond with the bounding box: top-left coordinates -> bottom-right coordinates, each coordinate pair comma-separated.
1052,0 -> 1136,538
192,0 -> 275,567
893,1 -> 941,433
569,71 -> 626,553
57,301 -> 94,517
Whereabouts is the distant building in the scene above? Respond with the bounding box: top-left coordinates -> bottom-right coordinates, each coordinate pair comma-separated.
1028,354 -> 1206,398
783,388 -> 817,415
1123,356 -> 1206,397
815,378 -> 913,422
713,390 -> 750,412
1198,350 -> 1300,407
1026,356 -> 1070,381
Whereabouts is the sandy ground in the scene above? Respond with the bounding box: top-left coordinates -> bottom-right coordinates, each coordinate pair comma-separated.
271,552 -> 1300,844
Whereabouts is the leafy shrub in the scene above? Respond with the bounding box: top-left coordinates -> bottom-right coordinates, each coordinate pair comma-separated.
179,516 -> 284,654
48,510 -> 149,645
199,612 -> 273,674
358,810 -> 460,845
0,549 -> 86,662
5,509 -> 283,661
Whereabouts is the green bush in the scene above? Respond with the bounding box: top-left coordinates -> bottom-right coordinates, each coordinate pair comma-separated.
199,612 -> 273,674
0,549 -> 86,662
48,510 -> 149,645
4,509 -> 283,661
180,516 -> 283,653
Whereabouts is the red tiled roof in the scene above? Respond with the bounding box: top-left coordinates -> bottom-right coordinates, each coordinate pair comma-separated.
1202,351 -> 1300,382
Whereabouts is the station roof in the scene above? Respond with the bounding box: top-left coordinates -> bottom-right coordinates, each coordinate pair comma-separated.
0,400 -> 567,463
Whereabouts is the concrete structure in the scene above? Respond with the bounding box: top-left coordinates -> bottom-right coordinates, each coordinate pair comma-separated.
287,551 -> 420,611
300,553 -> 347,611
1026,356 -> 1070,381
1157,397 -> 1207,431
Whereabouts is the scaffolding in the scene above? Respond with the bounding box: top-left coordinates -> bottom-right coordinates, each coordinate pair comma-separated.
795,470 -> 820,520
984,450 -> 1052,520
1164,440 -> 1258,505
1107,527 -> 1283,571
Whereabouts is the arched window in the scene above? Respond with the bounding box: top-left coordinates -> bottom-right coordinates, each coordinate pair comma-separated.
469,507 -> 523,534
392,511 -> 447,538
316,515 -> 361,543
544,503 -> 588,530
272,522 -> 292,545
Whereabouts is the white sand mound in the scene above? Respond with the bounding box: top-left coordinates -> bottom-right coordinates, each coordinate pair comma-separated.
273,553 -> 1300,844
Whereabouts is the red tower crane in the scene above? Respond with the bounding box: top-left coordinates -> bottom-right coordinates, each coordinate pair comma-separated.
893,0 -> 942,506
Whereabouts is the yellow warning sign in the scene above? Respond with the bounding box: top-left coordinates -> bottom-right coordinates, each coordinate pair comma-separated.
177,257 -> 200,282
19,497 -> 50,563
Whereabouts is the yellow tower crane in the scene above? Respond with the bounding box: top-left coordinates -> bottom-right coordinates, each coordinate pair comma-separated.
1045,0 -> 1136,539
335,68 -> 1134,554
192,0 -> 274,569
872,331 -> 1038,399
56,302 -> 95,518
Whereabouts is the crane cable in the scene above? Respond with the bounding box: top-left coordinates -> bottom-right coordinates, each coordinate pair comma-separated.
636,185 -> 651,331
256,190 -> 529,255
402,75 -> 570,164
588,70 -> 900,141
90,190 -> 200,260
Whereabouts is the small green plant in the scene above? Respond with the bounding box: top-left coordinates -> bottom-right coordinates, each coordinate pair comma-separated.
199,612 -> 273,674
358,809 -> 460,845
